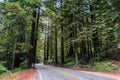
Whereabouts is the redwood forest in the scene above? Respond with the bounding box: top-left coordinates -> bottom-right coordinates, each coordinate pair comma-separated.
0,0 -> 120,80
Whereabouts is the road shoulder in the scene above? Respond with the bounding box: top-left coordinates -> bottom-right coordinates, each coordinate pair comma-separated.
80,71 -> 120,80
10,69 -> 36,80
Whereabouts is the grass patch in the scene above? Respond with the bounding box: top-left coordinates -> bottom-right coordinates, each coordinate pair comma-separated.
93,60 -> 119,72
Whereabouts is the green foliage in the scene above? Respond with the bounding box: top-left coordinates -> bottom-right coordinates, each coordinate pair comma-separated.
93,61 -> 119,72
12,67 -> 22,72
79,59 -> 87,65
0,63 -> 8,74
0,0 -> 41,69
19,60 -> 28,69
64,60 -> 76,68
47,60 -> 54,64
0,0 -> 120,72
64,58 -> 76,67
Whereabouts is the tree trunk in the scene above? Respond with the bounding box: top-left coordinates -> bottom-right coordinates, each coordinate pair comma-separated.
44,32 -> 47,64
73,10 -> 78,65
28,10 -> 36,68
68,28 -> 74,56
32,7 -> 40,67
46,24 -> 49,61
11,41 -> 16,71
60,0 -> 64,64
55,26 -> 58,64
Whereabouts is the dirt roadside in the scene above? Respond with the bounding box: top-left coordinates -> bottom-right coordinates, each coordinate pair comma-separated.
0,69 -> 36,80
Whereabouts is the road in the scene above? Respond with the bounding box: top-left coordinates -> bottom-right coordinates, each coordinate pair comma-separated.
35,64 -> 119,80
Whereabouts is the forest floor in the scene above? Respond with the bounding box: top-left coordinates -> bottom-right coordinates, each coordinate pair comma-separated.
0,69 -> 35,80
108,48 -> 120,69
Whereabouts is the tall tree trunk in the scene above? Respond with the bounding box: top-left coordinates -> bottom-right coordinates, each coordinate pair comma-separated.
11,41 -> 16,70
32,7 -> 40,67
46,36 -> 49,61
80,40 -> 83,59
73,10 -> 78,65
55,25 -> 58,64
89,40 -> 93,59
28,9 -> 36,68
90,5 -> 100,60
92,28 -> 100,59
61,24 -> 64,64
46,21 -> 49,61
44,31 -> 47,64
60,0 -> 64,64
87,34 -> 90,59
49,32 -> 53,60
68,27 -> 74,56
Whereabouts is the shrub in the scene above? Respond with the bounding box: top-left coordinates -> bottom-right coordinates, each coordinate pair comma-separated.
19,60 -> 28,69
0,63 -> 8,74
93,61 -> 119,72
79,59 -> 87,65
47,59 -> 54,64
64,60 -> 76,67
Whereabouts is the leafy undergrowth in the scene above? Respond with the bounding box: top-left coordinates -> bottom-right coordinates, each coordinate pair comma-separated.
64,58 -> 76,68
63,58 -> 120,73
0,63 -> 9,75
63,49 -> 120,73
0,60 -> 29,80
93,61 -> 120,73
0,71 -> 22,80
0,69 -> 35,80
0,63 -> 12,80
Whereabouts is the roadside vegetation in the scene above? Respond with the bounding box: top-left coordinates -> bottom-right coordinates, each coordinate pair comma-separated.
0,61 -> 28,80
93,61 -> 119,72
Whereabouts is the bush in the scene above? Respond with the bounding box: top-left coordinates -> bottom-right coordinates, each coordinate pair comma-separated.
19,60 -> 28,69
0,63 -> 8,74
47,60 -> 54,64
64,59 -> 76,67
13,68 -> 22,72
79,59 -> 87,65
93,61 -> 119,72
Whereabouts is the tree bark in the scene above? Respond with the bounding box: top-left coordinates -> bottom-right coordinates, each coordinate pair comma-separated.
60,0 -> 64,64
46,21 -> 49,61
28,9 -> 36,68
32,7 -> 40,67
55,25 -> 58,64
44,31 -> 47,64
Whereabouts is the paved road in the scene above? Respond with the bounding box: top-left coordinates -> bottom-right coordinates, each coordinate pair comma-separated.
35,64 -> 119,80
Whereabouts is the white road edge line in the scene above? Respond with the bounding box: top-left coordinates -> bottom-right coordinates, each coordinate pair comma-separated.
38,70 -> 43,80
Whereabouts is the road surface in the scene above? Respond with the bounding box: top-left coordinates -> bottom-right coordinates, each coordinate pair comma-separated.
35,64 -> 119,80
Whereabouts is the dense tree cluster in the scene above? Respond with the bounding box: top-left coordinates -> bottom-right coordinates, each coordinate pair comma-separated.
0,0 -> 41,69
0,0 -> 120,71
43,0 -> 120,65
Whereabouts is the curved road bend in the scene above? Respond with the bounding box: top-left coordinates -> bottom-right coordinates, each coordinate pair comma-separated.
35,64 -> 119,80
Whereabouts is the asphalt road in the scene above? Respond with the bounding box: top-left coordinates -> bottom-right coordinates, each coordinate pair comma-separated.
35,64 -> 119,80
